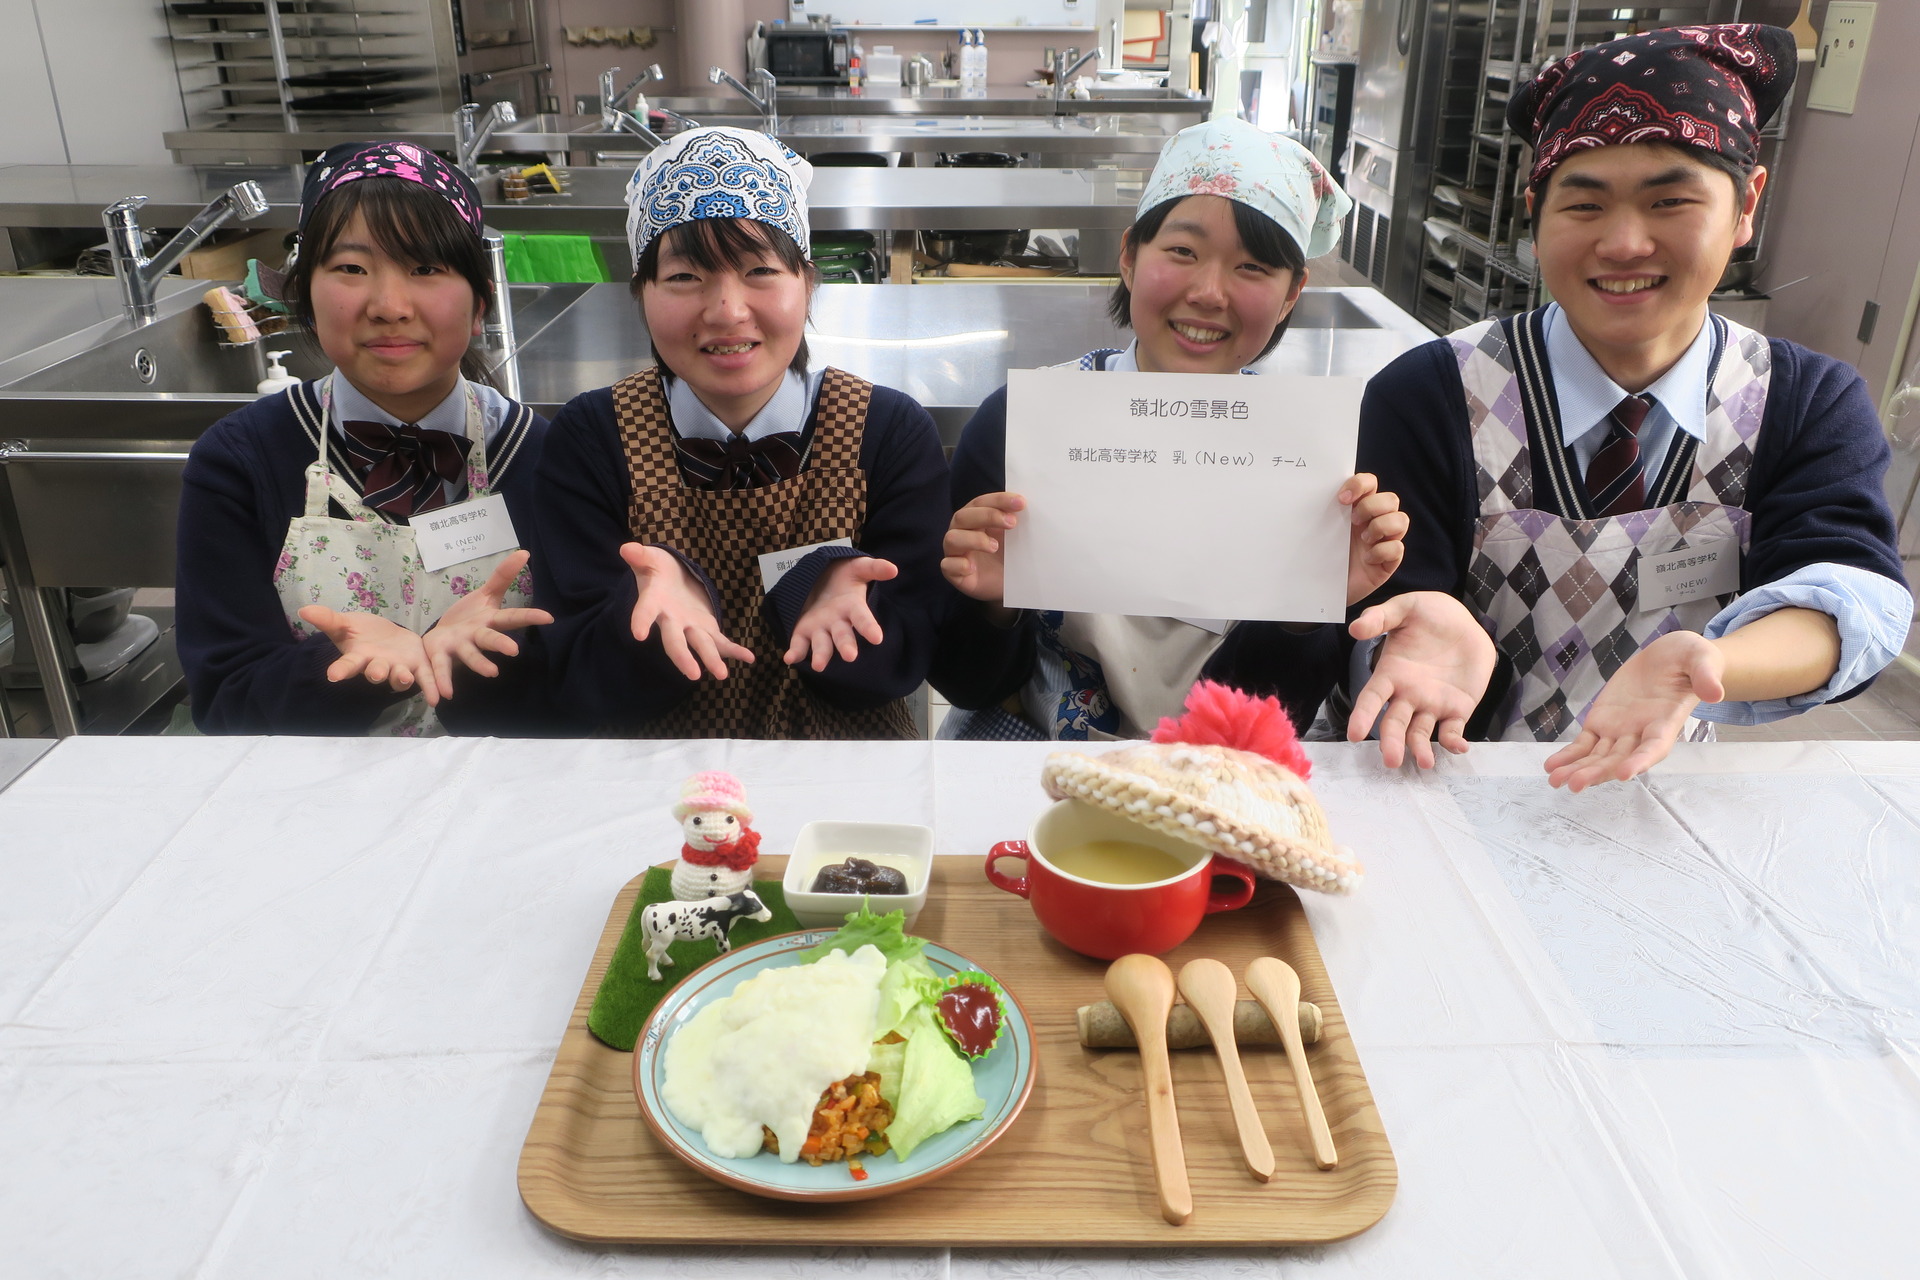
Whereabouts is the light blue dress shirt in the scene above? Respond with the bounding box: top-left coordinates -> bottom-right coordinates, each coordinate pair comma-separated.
664,366 -> 827,442
1542,303 -> 1913,724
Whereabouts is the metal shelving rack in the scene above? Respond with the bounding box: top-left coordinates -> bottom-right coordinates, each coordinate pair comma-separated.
164,1 -> 437,130
1412,1 -> 1736,332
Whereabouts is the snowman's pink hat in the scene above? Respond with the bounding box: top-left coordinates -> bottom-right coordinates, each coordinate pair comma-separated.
671,770 -> 753,822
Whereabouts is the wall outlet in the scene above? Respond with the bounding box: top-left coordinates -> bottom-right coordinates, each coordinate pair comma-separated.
1808,1 -> 1875,114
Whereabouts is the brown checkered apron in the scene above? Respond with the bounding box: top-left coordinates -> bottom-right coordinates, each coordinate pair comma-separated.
1451,308 -> 1768,741
610,366 -> 918,740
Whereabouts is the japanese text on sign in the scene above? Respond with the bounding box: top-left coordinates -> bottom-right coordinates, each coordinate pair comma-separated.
1130,397 -> 1250,419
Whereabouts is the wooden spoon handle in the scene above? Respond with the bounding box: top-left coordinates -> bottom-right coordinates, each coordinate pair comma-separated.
1211,1029 -> 1274,1181
1176,958 -> 1273,1182
1136,1030 -> 1194,1225
1247,957 -> 1338,1171
1284,1031 -> 1338,1171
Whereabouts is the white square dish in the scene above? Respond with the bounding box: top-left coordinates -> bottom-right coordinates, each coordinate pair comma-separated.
782,821 -> 934,930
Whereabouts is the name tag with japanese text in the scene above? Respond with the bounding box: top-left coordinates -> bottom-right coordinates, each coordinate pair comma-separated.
757,538 -> 854,593
409,493 -> 518,572
1639,539 -> 1740,611
1002,368 -> 1363,623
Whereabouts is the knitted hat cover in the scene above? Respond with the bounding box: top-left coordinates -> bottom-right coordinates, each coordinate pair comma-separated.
1038,682 -> 1363,895
671,770 -> 753,822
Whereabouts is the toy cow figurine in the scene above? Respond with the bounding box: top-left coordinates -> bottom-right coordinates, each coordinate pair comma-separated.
669,771 -> 762,901
639,889 -> 773,982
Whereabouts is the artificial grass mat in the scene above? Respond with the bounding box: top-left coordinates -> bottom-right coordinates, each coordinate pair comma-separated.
586,868 -> 804,1051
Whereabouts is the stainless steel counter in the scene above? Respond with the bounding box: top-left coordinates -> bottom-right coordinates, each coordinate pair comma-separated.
162,112 -> 1178,165
0,165 -> 1144,235
654,86 -> 1210,116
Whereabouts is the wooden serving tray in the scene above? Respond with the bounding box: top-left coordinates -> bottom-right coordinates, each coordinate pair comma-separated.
518,856 -> 1396,1245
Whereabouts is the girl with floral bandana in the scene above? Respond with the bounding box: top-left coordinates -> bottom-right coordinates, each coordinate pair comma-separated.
176,142 -> 554,735
533,127 -> 950,737
933,118 -> 1496,768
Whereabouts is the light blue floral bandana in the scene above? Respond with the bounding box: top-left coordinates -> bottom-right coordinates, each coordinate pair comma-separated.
1136,118 -> 1353,260
624,126 -> 813,268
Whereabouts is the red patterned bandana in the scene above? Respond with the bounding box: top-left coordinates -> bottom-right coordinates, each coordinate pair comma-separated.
1509,24 -> 1796,189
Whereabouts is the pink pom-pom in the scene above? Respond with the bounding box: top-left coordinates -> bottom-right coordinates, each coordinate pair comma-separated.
1151,680 -> 1312,780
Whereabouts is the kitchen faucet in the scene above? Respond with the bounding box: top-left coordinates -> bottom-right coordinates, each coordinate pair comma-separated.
101,181 -> 269,326
708,66 -> 779,138
600,66 -> 666,147
454,101 -> 518,177
1052,46 -> 1102,100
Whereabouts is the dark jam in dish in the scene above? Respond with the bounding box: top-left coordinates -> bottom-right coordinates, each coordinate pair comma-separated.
810,857 -> 909,895
936,982 -> 1001,1058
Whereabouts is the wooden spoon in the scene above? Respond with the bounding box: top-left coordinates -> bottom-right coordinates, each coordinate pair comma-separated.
1177,958 -> 1275,1181
1104,953 -> 1193,1225
1246,956 -> 1338,1170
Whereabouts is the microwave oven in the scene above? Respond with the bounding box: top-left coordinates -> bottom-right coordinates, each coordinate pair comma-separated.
766,29 -> 850,84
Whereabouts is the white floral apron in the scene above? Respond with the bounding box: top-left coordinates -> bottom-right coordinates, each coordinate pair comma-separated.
1451,309 -> 1769,741
270,375 -> 534,737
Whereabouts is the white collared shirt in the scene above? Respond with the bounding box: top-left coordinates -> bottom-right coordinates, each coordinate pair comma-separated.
1544,301 -> 1714,475
664,366 -> 828,441
328,374 -> 512,506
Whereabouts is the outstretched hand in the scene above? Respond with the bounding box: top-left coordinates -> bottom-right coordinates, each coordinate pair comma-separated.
421,549 -> 554,700
1544,630 -> 1725,792
784,555 -> 897,671
1347,591 -> 1497,769
1340,473 -> 1409,606
298,605 -> 437,704
941,491 -> 1024,609
621,542 -> 755,682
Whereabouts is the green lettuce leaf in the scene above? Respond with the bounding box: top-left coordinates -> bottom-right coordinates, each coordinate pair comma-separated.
885,1004 -> 986,1159
799,902 -> 926,967
866,1037 -> 907,1109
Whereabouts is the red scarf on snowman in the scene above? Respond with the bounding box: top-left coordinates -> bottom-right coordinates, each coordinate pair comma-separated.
679,826 -> 762,871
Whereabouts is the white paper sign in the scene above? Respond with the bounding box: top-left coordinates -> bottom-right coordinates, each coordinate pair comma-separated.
1001,368 -> 1364,623
1639,538 -> 1740,610
408,493 -> 518,572
757,537 -> 854,593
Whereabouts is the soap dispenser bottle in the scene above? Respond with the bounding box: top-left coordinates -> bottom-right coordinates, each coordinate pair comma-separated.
256,349 -> 298,397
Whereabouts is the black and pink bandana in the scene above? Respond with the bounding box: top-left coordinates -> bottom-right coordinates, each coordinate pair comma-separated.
1508,25 -> 1797,189
299,141 -> 485,237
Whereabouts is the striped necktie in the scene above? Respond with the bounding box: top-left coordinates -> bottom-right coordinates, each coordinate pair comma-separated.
1585,394 -> 1653,518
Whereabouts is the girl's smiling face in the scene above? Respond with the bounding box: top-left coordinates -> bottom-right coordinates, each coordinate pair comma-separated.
1118,195 -> 1306,375
639,221 -> 813,432
308,209 -> 483,422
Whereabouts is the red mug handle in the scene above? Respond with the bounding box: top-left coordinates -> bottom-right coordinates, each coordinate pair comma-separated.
984,840 -> 1032,899
1202,854 -> 1257,913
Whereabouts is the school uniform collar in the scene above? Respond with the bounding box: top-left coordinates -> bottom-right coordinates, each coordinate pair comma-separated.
665,367 -> 826,442
327,373 -> 511,446
1101,339 -> 1260,375
1544,302 -> 1713,451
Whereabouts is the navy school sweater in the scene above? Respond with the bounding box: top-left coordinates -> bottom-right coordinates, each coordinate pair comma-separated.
928,381 -> 1348,732
532,379 -> 962,731
175,382 -> 554,734
1356,334 -> 1907,707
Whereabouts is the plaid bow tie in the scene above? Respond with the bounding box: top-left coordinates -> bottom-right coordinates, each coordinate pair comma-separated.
673,428 -> 809,491
339,419 -> 472,518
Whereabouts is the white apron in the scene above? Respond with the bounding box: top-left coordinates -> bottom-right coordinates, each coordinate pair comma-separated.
1451,310 -> 1769,741
271,375 -> 533,737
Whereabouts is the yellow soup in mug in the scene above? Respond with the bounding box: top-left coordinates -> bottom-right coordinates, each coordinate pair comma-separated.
1044,839 -> 1191,885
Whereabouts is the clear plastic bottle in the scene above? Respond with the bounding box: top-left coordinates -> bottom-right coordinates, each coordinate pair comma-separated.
975,29 -> 989,91
961,29 -> 981,92
849,36 -> 864,87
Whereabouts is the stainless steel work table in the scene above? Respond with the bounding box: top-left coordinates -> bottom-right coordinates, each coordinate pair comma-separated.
162,111 -> 1179,165
0,164 -> 1145,236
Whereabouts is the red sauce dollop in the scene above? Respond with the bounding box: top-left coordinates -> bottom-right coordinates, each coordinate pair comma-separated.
936,982 -> 1001,1058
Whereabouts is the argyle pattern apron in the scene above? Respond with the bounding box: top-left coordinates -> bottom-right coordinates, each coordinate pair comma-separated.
611,366 -> 917,740
1452,309 -> 1770,741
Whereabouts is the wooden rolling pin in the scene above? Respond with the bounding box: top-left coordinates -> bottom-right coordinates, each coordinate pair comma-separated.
1077,998 -> 1322,1050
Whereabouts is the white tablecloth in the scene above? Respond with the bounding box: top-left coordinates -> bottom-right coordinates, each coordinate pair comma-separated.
2,737 -> 1915,1279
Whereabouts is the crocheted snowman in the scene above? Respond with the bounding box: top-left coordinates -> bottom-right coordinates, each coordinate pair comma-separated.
669,771 -> 763,901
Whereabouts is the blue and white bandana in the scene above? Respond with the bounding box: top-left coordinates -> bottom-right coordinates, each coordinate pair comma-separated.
624,126 -> 813,268
1135,118 -> 1352,261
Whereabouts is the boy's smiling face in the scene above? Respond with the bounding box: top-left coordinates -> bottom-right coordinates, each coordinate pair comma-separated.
1530,143 -> 1765,388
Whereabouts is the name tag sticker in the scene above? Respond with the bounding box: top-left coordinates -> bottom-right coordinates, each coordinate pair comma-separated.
757,537 -> 853,593
1639,539 -> 1740,611
409,493 -> 518,572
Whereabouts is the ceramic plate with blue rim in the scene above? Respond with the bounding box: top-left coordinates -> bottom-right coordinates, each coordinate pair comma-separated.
632,930 -> 1035,1202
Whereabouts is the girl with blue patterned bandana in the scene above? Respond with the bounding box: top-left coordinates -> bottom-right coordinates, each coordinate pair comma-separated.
933,118 -> 1497,768
533,127 -> 950,738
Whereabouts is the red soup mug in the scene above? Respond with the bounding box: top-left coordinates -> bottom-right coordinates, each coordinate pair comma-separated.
984,798 -> 1256,959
